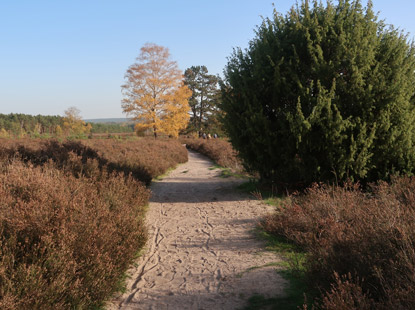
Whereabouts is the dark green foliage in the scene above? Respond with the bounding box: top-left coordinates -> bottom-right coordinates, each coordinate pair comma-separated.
184,66 -> 223,134
221,0 -> 415,186
0,113 -> 62,136
0,113 -> 135,137
89,122 -> 134,134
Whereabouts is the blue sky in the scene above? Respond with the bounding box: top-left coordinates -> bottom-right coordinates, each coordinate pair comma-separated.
1,0 -> 415,119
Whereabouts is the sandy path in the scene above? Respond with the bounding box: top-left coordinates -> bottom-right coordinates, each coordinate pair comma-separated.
107,150 -> 285,310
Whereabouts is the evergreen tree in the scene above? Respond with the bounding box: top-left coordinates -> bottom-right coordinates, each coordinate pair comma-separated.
221,0 -> 415,186
0,113 -> 62,136
184,66 -> 221,133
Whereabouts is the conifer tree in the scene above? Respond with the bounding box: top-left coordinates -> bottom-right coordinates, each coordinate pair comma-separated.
221,0 -> 415,185
184,66 -> 220,133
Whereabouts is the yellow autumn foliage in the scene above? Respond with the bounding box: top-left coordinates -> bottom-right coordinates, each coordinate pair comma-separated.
62,107 -> 91,136
122,43 -> 191,138
0,128 -> 9,138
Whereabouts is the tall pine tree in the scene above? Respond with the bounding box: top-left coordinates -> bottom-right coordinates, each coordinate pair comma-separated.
221,0 -> 415,186
184,66 -> 221,133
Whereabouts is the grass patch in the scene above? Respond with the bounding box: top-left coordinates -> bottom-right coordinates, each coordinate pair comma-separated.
154,166 -> 177,181
238,180 -> 283,201
237,262 -> 283,278
239,186 -> 312,310
243,228 -> 311,310
209,164 -> 249,179
244,269 -> 309,310
254,229 -> 303,259
220,168 -> 248,179
209,164 -> 222,170
264,197 -> 284,206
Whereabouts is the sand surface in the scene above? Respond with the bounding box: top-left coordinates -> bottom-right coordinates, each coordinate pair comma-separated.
107,150 -> 285,310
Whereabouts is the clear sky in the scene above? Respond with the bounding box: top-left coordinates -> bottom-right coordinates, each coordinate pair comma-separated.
1,0 -> 415,119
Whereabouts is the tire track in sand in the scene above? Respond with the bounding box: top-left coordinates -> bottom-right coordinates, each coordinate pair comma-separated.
107,149 -> 286,310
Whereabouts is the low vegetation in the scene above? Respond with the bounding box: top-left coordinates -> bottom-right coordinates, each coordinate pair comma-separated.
83,138 -> 188,185
0,137 -> 187,309
263,178 -> 415,309
181,138 -> 243,172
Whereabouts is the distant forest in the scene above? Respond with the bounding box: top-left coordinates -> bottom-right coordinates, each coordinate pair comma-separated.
0,113 -> 134,137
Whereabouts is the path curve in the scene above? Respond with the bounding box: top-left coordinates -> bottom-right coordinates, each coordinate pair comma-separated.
107,150 -> 285,310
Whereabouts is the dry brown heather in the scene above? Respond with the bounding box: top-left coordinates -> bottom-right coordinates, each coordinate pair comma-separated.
0,137 -> 187,309
263,178 -> 415,309
1,138 -> 188,185
83,138 -> 188,184
181,138 -> 243,172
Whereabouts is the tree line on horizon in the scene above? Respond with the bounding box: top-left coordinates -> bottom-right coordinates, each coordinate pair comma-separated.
0,111 -> 134,138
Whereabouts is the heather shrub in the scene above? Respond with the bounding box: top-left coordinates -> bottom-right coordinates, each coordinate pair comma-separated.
264,177 -> 415,308
11,140 -> 107,178
0,137 -> 187,308
181,138 -> 243,171
84,138 -> 188,184
1,137 -> 188,185
0,157 -> 149,309
316,273 -> 373,310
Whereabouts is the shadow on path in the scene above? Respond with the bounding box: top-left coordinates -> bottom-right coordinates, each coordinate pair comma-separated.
150,180 -> 250,203
149,150 -> 251,203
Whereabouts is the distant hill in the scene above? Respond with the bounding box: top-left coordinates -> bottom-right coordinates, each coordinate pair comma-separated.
84,118 -> 133,124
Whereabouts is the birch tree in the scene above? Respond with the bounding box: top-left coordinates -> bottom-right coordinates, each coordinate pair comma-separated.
122,43 -> 191,138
